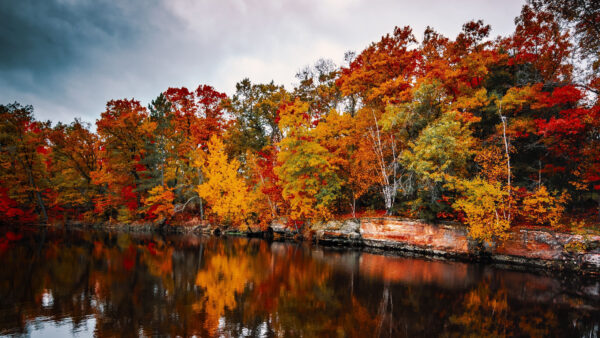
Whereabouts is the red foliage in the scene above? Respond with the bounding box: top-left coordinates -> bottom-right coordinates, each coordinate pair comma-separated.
0,187 -> 25,219
121,185 -> 138,212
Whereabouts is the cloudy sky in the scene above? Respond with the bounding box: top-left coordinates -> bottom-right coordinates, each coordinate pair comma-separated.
1,0 -> 525,125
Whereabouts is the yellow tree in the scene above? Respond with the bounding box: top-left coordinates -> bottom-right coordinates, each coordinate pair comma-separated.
453,177 -> 512,243
195,136 -> 254,227
452,143 -> 514,243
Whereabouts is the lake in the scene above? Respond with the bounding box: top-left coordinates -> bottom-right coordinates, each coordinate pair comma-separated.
0,227 -> 598,337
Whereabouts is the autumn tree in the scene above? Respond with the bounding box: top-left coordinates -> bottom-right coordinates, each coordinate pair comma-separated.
163,85 -> 227,218
226,79 -> 290,161
196,136 -> 255,227
313,109 -> 377,217
531,0 -> 600,90
402,110 -> 478,219
275,100 -> 341,223
142,185 -> 175,222
337,26 -> 420,108
245,147 -> 286,227
335,27 -> 422,215
224,80 -> 290,224
0,103 -> 50,223
48,119 -> 99,221
503,5 -> 572,83
294,58 -> 342,118
91,99 -> 156,222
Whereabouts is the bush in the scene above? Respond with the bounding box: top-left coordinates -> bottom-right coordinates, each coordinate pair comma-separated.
521,186 -> 569,227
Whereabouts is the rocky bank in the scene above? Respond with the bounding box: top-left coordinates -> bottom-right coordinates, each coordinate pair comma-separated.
272,217 -> 600,273
72,217 -> 600,274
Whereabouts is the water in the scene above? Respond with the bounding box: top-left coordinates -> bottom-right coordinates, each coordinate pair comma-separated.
0,227 -> 598,337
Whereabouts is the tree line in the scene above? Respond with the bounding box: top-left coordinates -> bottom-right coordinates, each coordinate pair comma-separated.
1,1 -> 598,241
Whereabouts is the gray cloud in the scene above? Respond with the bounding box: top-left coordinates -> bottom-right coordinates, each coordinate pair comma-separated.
0,0 -> 525,125
1,1 -> 152,80
0,0 -> 175,123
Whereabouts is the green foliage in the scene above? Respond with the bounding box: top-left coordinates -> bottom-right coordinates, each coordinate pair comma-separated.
226,79 -> 290,162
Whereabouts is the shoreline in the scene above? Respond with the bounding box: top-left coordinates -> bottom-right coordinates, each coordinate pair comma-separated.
44,217 -> 600,275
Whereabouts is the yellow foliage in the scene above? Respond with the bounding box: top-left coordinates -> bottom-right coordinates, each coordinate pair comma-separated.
313,109 -> 377,214
499,84 -> 544,111
196,136 -> 255,227
452,87 -> 490,111
116,206 -> 135,224
474,146 -> 507,183
521,186 -> 568,227
563,220 -> 590,252
453,177 -> 512,243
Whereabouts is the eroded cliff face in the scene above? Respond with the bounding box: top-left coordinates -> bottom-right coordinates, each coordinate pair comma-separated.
494,227 -> 600,271
298,218 -> 600,272
359,218 -> 470,256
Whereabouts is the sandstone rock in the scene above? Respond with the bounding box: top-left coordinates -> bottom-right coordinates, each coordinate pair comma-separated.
310,217 -> 600,273
340,219 -> 360,234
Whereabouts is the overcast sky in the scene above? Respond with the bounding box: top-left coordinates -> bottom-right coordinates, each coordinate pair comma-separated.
0,0 -> 525,125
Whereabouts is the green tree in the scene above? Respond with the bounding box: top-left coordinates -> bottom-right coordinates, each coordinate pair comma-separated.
226,79 -> 290,162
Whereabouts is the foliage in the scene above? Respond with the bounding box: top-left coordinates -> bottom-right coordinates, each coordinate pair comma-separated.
225,79 -> 290,161
245,148 -> 285,229
91,99 -> 155,222
453,178 -> 512,243
48,119 -> 99,221
142,185 -> 175,221
275,100 -> 341,221
196,136 -> 254,227
521,186 -> 568,227
0,103 -> 50,223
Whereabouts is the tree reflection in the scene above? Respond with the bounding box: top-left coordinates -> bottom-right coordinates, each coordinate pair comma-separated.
449,280 -> 511,337
0,229 -> 597,337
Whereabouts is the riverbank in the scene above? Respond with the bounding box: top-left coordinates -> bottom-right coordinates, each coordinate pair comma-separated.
65,217 -> 600,274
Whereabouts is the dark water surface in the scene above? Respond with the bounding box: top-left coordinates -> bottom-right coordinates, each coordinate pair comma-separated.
0,227 -> 598,337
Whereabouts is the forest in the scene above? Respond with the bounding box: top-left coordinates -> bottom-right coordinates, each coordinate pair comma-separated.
1,0 -> 599,242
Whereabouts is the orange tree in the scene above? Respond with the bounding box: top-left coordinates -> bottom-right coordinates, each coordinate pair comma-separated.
91,99 -> 156,222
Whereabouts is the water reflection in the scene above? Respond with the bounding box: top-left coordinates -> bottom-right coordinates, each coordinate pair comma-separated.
0,228 -> 598,337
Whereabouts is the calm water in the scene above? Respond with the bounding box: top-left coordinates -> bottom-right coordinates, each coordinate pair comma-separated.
0,228 -> 598,337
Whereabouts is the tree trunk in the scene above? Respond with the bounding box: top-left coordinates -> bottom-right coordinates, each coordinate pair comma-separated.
26,167 -> 47,223
500,109 -> 512,223
197,168 -> 204,220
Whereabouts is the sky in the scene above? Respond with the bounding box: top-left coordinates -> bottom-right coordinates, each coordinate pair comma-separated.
0,0 -> 525,125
